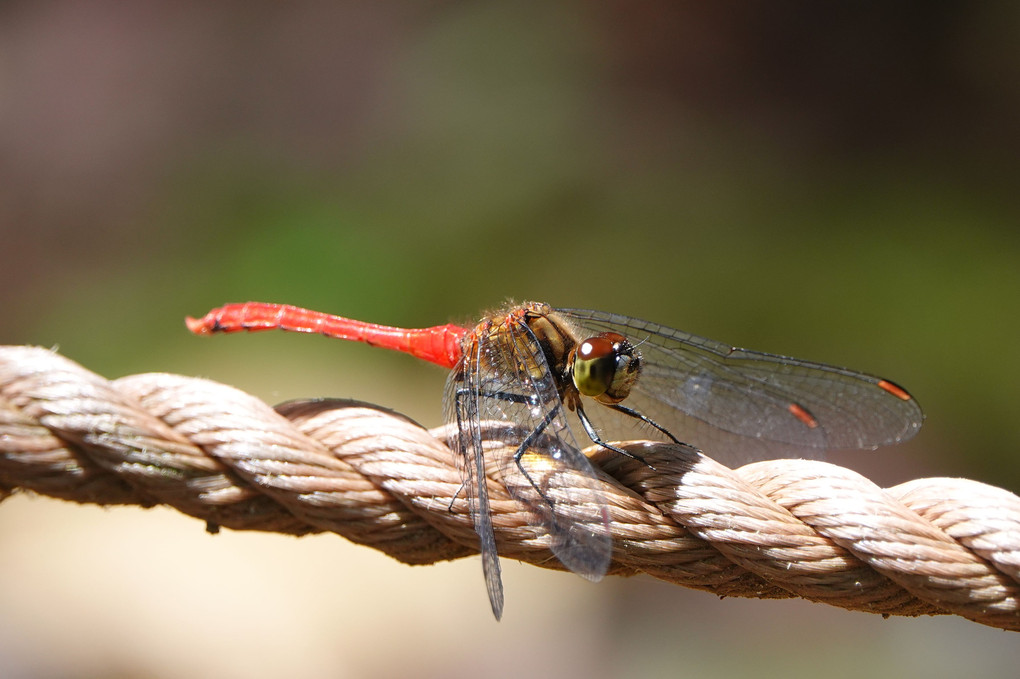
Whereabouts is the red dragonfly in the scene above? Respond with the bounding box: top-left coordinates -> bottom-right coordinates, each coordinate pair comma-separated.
186,301 -> 923,618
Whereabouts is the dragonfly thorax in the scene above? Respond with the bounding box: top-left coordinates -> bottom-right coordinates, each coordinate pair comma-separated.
570,332 -> 641,405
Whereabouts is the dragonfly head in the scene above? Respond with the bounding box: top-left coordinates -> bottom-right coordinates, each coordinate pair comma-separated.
571,332 -> 641,404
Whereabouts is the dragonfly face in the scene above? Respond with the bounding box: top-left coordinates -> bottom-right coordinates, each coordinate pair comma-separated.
570,332 -> 641,405
520,304 -> 643,414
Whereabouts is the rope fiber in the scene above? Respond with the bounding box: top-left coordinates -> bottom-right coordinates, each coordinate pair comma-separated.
1,345 -> 1018,631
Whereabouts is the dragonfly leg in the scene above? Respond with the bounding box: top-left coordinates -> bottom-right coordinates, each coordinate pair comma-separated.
449,386 -> 557,514
467,388 -> 565,511
447,480 -> 468,512
603,402 -> 694,450
465,388 -> 611,515
511,404 -> 563,511
574,403 -> 653,469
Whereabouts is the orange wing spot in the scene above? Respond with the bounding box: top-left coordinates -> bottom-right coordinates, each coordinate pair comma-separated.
877,379 -> 912,401
788,402 -> 819,429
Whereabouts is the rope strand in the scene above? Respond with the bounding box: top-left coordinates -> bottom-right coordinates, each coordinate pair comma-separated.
1,345 -> 1017,631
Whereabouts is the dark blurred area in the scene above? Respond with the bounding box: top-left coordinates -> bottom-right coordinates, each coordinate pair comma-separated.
1,3 -> 1018,678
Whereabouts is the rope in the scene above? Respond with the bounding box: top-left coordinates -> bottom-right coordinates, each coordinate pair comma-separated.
1,345 -> 1018,631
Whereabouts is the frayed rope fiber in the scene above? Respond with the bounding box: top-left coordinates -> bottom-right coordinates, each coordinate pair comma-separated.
1,346 -> 1018,631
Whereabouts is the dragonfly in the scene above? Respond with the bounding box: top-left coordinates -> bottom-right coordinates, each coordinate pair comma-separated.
186,301 -> 923,618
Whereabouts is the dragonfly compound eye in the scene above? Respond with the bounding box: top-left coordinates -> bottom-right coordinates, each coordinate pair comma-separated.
573,332 -> 641,403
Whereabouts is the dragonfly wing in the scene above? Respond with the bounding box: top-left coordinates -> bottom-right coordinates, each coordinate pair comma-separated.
443,340 -> 504,619
558,309 -> 923,456
471,315 -> 612,581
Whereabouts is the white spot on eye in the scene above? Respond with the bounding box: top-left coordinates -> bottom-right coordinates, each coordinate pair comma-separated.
581,341 -> 593,354
551,447 -> 562,460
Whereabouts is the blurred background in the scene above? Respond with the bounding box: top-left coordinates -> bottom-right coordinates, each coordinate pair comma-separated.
1,2 -> 1019,677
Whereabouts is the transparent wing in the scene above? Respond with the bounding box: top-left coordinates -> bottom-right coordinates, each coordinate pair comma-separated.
557,308 -> 923,460
444,316 -> 612,616
443,336 -> 504,619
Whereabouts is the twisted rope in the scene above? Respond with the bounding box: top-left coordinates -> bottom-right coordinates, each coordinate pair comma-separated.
1,345 -> 1018,631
